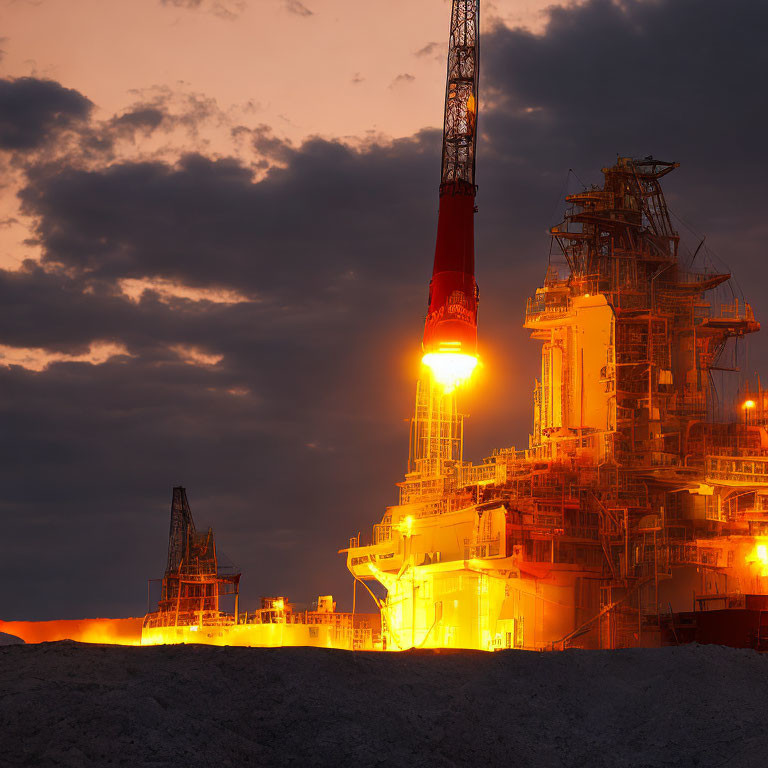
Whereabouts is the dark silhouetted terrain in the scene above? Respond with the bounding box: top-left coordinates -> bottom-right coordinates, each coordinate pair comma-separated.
2,642 -> 767,767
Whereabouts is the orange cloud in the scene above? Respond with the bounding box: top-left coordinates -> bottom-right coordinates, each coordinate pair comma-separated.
171,344 -> 224,366
119,277 -> 252,305
0,341 -> 130,371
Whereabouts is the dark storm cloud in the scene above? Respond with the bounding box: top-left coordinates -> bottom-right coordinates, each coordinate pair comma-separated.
0,77 -> 92,151
19,135 -> 438,296
482,0 -> 768,185
4,0 -> 768,619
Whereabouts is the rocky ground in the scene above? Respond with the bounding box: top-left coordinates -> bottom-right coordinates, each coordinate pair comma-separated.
1,641 -> 767,767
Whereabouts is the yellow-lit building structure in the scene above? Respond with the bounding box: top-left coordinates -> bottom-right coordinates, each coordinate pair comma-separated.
344,157 -> 768,652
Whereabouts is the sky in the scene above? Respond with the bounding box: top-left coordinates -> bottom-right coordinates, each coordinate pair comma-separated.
2,0 -> 768,620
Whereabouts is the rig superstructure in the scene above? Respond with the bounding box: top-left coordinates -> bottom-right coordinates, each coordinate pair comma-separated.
345,153 -> 768,651
340,0 -> 768,652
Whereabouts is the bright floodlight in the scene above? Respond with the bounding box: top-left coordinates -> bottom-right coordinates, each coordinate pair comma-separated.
422,352 -> 478,393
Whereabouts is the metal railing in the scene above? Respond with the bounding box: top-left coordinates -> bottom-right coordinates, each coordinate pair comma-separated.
463,533 -> 501,559
706,455 -> 768,485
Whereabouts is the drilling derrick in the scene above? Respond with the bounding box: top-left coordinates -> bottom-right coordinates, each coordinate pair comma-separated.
142,487 -> 381,648
144,486 -> 240,633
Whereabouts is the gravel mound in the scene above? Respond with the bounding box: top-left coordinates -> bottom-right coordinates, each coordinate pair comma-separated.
1,642 -> 767,767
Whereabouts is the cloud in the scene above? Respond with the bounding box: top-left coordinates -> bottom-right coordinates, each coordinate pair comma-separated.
390,73 -> 416,88
0,79 -> 234,177
171,344 -> 224,366
111,87 -> 223,141
119,277 -> 252,305
414,42 -> 441,58
0,77 -> 92,151
284,0 -> 312,16
0,341 -> 131,372
17,136 -> 437,297
3,0 -> 768,619
246,123 -> 296,163
110,107 -> 167,138
160,0 -> 246,20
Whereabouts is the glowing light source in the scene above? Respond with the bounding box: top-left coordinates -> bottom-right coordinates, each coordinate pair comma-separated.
422,352 -> 478,393
744,400 -> 756,409
746,540 -> 768,577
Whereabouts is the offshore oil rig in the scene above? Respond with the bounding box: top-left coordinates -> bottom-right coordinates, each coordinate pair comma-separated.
342,0 -> 768,651
137,0 -> 768,653
10,0 -> 762,652
141,486 -> 381,649
345,149 -> 768,651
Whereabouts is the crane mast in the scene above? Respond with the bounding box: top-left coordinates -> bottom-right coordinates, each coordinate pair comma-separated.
422,0 -> 480,389
441,0 -> 479,188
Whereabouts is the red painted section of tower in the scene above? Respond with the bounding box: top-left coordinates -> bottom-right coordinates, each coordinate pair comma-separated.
433,182 -> 475,276
423,181 -> 478,355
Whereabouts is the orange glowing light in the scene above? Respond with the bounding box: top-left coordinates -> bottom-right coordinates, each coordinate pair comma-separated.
422,352 -> 478,393
746,540 -> 768,577
0,617 -> 143,645
744,400 -> 756,409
